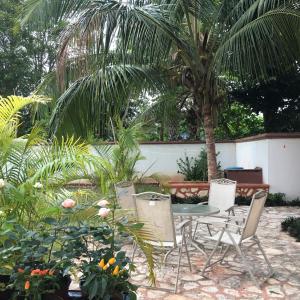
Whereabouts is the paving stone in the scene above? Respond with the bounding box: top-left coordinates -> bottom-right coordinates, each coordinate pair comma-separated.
265,285 -> 285,298
265,248 -> 284,255
183,282 -> 199,290
164,295 -> 191,300
220,276 -> 241,288
201,286 -> 219,293
145,290 -> 168,299
283,284 -> 300,295
199,280 -> 215,286
267,278 -> 280,285
181,273 -> 203,281
126,206 -> 300,300
245,286 -> 263,294
223,288 -> 240,297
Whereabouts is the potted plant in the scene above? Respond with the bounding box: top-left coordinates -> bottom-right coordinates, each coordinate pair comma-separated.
80,251 -> 137,300
11,263 -> 71,300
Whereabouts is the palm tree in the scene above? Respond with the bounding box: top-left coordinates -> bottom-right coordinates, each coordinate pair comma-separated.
23,0 -> 300,179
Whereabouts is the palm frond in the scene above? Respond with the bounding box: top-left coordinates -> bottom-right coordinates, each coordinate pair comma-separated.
214,6 -> 300,81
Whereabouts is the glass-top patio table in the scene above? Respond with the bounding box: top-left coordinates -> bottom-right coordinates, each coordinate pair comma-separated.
172,204 -> 220,256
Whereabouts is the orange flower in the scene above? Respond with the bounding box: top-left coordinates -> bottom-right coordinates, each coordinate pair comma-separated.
103,264 -> 109,271
40,269 -> 49,276
31,269 -> 41,276
112,265 -> 120,276
108,258 -> 116,265
98,259 -> 105,268
24,281 -> 30,290
18,268 -> 24,273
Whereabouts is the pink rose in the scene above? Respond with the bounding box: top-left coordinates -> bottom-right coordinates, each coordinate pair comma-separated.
62,199 -> 76,208
97,199 -> 109,207
98,208 -> 110,218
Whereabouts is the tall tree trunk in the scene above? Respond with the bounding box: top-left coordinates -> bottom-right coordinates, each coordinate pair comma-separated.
202,102 -> 218,180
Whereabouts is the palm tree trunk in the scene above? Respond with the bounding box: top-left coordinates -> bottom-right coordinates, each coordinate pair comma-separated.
202,102 -> 218,180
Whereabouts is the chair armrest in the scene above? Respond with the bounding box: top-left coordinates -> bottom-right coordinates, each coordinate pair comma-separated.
198,201 -> 208,205
176,219 -> 191,230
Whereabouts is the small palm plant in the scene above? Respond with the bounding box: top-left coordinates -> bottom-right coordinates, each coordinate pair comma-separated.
0,95 -> 97,227
93,121 -> 145,194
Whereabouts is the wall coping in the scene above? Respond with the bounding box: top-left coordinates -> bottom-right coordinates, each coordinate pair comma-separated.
235,132 -> 300,143
95,132 -> 300,145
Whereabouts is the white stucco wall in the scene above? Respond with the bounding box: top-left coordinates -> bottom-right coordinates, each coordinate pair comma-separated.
92,136 -> 300,199
135,142 -> 236,176
235,140 -> 269,183
267,139 -> 300,199
235,138 -> 300,199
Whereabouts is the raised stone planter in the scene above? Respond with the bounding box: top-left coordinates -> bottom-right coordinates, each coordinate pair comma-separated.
168,181 -> 270,198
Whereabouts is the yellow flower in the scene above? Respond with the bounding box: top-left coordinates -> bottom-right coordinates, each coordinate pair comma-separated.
103,264 -> 109,271
98,259 -> 105,268
108,257 -> 116,265
112,265 -> 120,276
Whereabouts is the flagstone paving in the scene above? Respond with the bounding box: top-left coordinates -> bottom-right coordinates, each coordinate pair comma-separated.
126,206 -> 300,299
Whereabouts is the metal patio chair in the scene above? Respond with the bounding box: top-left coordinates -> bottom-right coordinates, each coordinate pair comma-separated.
115,181 -> 136,210
132,192 -> 192,293
193,178 -> 237,237
201,191 -> 273,286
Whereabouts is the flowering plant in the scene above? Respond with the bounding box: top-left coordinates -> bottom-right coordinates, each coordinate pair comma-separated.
11,263 -> 70,300
80,251 -> 137,300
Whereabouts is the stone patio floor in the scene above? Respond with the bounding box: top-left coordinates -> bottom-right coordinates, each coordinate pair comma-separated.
125,206 -> 300,300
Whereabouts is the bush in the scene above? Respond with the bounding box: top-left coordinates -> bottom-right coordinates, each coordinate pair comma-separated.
171,193 -> 300,207
177,149 -> 221,181
281,217 -> 300,242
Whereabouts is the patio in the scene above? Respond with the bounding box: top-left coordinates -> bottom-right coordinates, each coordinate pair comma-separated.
126,206 -> 300,300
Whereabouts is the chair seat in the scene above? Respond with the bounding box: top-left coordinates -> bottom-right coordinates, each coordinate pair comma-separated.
196,215 -> 228,225
207,231 -> 241,245
146,235 -> 182,248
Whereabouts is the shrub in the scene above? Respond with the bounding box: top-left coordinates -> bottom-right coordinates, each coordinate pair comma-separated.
177,149 -> 221,181
281,217 -> 300,242
171,193 -> 300,207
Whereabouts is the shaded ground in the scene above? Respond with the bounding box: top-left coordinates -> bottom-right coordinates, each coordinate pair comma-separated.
126,207 -> 300,300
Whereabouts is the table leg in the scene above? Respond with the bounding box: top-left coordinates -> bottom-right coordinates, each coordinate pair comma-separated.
186,217 -> 208,257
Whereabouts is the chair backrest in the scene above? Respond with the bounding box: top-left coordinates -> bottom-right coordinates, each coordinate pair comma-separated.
208,178 -> 237,213
115,181 -> 136,210
133,192 -> 176,246
241,191 -> 268,241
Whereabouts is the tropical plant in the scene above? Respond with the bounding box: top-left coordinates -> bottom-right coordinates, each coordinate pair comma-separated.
23,0 -> 300,179
80,252 -> 137,300
0,95 -> 97,227
177,149 -> 221,181
93,121 -> 145,194
1,194 -> 155,298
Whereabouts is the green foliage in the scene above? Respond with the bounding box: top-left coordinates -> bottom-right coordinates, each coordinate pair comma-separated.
177,149 -> 221,181
231,69 -> 300,133
171,193 -> 300,207
81,251 -> 137,300
0,0 -> 62,134
0,197 -> 154,297
0,95 -> 99,227
281,217 -> 300,242
93,121 -> 145,194
215,101 -> 264,140
22,0 -> 300,140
